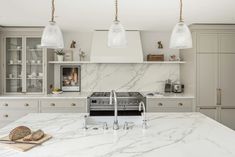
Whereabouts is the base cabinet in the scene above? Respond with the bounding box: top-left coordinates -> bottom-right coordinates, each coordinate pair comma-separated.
147,98 -> 193,112
40,99 -> 87,113
0,98 -> 87,128
0,100 -> 38,128
220,107 -> 235,130
197,107 -> 218,120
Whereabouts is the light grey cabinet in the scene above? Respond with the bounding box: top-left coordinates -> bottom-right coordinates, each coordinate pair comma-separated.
0,99 -> 39,128
197,107 -> 218,120
191,25 -> 235,130
40,99 -> 87,113
220,107 -> 235,130
147,98 -> 193,112
1,28 -> 47,95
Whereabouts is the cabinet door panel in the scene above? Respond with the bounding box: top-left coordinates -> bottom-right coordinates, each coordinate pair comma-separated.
197,107 -> 217,120
220,34 -> 235,53
220,108 -> 235,130
197,34 -> 218,53
197,54 -> 218,106
220,54 -> 235,106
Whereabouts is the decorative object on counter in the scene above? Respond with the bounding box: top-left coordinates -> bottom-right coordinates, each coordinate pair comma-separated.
164,79 -> 172,93
60,66 -> 81,92
54,49 -> 65,61
169,54 -> 181,61
79,51 -> 86,61
172,82 -> 184,93
157,41 -> 163,49
147,54 -> 164,61
170,0 -> 192,49
70,40 -> 76,48
108,0 -> 127,48
64,49 -> 73,61
41,0 -> 64,49
52,88 -> 63,94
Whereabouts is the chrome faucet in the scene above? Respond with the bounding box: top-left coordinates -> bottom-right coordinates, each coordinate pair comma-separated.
139,101 -> 147,129
110,90 -> 119,130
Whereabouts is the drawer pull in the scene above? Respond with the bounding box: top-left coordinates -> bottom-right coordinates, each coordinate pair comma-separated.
4,114 -> 8,118
71,103 -> 76,106
178,103 -> 183,106
50,103 -> 55,107
158,103 -> 163,106
4,103 -> 8,107
25,103 -> 29,107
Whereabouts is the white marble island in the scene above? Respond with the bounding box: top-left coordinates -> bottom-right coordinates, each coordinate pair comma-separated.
0,113 -> 235,157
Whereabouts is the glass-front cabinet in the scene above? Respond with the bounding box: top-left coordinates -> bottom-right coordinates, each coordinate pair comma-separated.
4,37 -> 45,94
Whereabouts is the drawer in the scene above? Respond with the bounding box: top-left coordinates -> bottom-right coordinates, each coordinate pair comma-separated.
0,100 -> 38,110
147,99 -> 193,112
0,110 -> 38,122
40,99 -> 87,113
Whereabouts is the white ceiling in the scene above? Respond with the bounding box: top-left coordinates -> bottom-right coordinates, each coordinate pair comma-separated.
0,0 -> 235,31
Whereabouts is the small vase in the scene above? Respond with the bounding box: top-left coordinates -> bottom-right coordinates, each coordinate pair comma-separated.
57,55 -> 64,61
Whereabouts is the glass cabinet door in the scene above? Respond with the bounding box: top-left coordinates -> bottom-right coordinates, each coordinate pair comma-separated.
5,37 -> 23,93
26,37 -> 43,93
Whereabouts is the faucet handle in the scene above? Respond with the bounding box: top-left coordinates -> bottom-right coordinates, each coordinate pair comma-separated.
103,122 -> 108,130
123,122 -> 129,130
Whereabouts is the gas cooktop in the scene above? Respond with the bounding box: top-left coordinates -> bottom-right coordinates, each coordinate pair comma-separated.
90,92 -> 143,98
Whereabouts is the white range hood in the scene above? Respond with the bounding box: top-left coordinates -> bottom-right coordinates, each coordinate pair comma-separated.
90,31 -> 143,63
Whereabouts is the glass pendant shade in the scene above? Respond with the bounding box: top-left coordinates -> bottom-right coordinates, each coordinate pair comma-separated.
108,21 -> 127,48
41,21 -> 64,49
170,22 -> 192,49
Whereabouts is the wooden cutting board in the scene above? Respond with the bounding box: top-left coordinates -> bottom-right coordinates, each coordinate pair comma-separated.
0,134 -> 52,152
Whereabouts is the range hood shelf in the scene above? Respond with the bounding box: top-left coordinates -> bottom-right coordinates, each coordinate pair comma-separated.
48,61 -> 186,64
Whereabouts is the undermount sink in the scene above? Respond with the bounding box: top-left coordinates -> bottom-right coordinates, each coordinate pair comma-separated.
84,116 -> 143,130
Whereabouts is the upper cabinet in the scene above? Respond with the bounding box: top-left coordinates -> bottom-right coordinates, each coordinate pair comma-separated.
220,34 -> 235,53
197,33 -> 218,53
1,28 -> 46,94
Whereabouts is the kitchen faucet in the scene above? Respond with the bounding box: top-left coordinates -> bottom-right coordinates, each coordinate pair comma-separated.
110,90 -> 119,130
139,101 -> 147,129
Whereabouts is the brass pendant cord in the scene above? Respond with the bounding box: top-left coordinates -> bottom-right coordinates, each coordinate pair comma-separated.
51,0 -> 55,22
115,0 -> 118,21
179,0 -> 183,22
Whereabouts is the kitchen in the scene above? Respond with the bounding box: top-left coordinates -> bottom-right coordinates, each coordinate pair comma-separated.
0,0 -> 235,156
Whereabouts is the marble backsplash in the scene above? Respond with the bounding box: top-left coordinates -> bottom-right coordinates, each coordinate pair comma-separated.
79,64 -> 179,92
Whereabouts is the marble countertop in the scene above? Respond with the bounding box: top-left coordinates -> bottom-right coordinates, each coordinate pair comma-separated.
0,92 -> 91,99
141,92 -> 195,99
0,92 -> 194,100
0,113 -> 234,157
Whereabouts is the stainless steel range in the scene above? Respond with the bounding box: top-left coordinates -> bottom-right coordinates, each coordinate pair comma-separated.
88,92 -> 146,116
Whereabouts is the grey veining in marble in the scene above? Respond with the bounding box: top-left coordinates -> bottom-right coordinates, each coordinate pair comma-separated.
0,113 -> 235,157
80,64 -> 179,92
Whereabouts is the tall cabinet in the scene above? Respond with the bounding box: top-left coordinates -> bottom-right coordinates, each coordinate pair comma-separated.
1,28 -> 47,95
191,25 -> 235,130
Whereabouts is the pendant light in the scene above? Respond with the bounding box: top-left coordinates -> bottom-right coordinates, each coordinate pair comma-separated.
108,0 -> 127,48
170,0 -> 192,49
41,0 -> 64,49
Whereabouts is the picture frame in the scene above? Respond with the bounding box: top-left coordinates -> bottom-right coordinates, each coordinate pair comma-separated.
60,65 -> 81,92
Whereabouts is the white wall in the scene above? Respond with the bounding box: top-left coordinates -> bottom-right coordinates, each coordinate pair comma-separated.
53,31 -> 181,92
62,31 -> 179,61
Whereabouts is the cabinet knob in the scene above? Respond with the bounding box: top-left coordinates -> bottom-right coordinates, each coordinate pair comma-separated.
4,114 -> 8,118
25,103 -> 29,107
158,103 -> 163,106
71,103 -> 76,106
4,103 -> 8,107
50,103 -> 55,107
178,103 -> 183,106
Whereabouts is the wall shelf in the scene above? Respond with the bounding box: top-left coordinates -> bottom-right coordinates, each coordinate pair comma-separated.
48,61 -> 186,64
